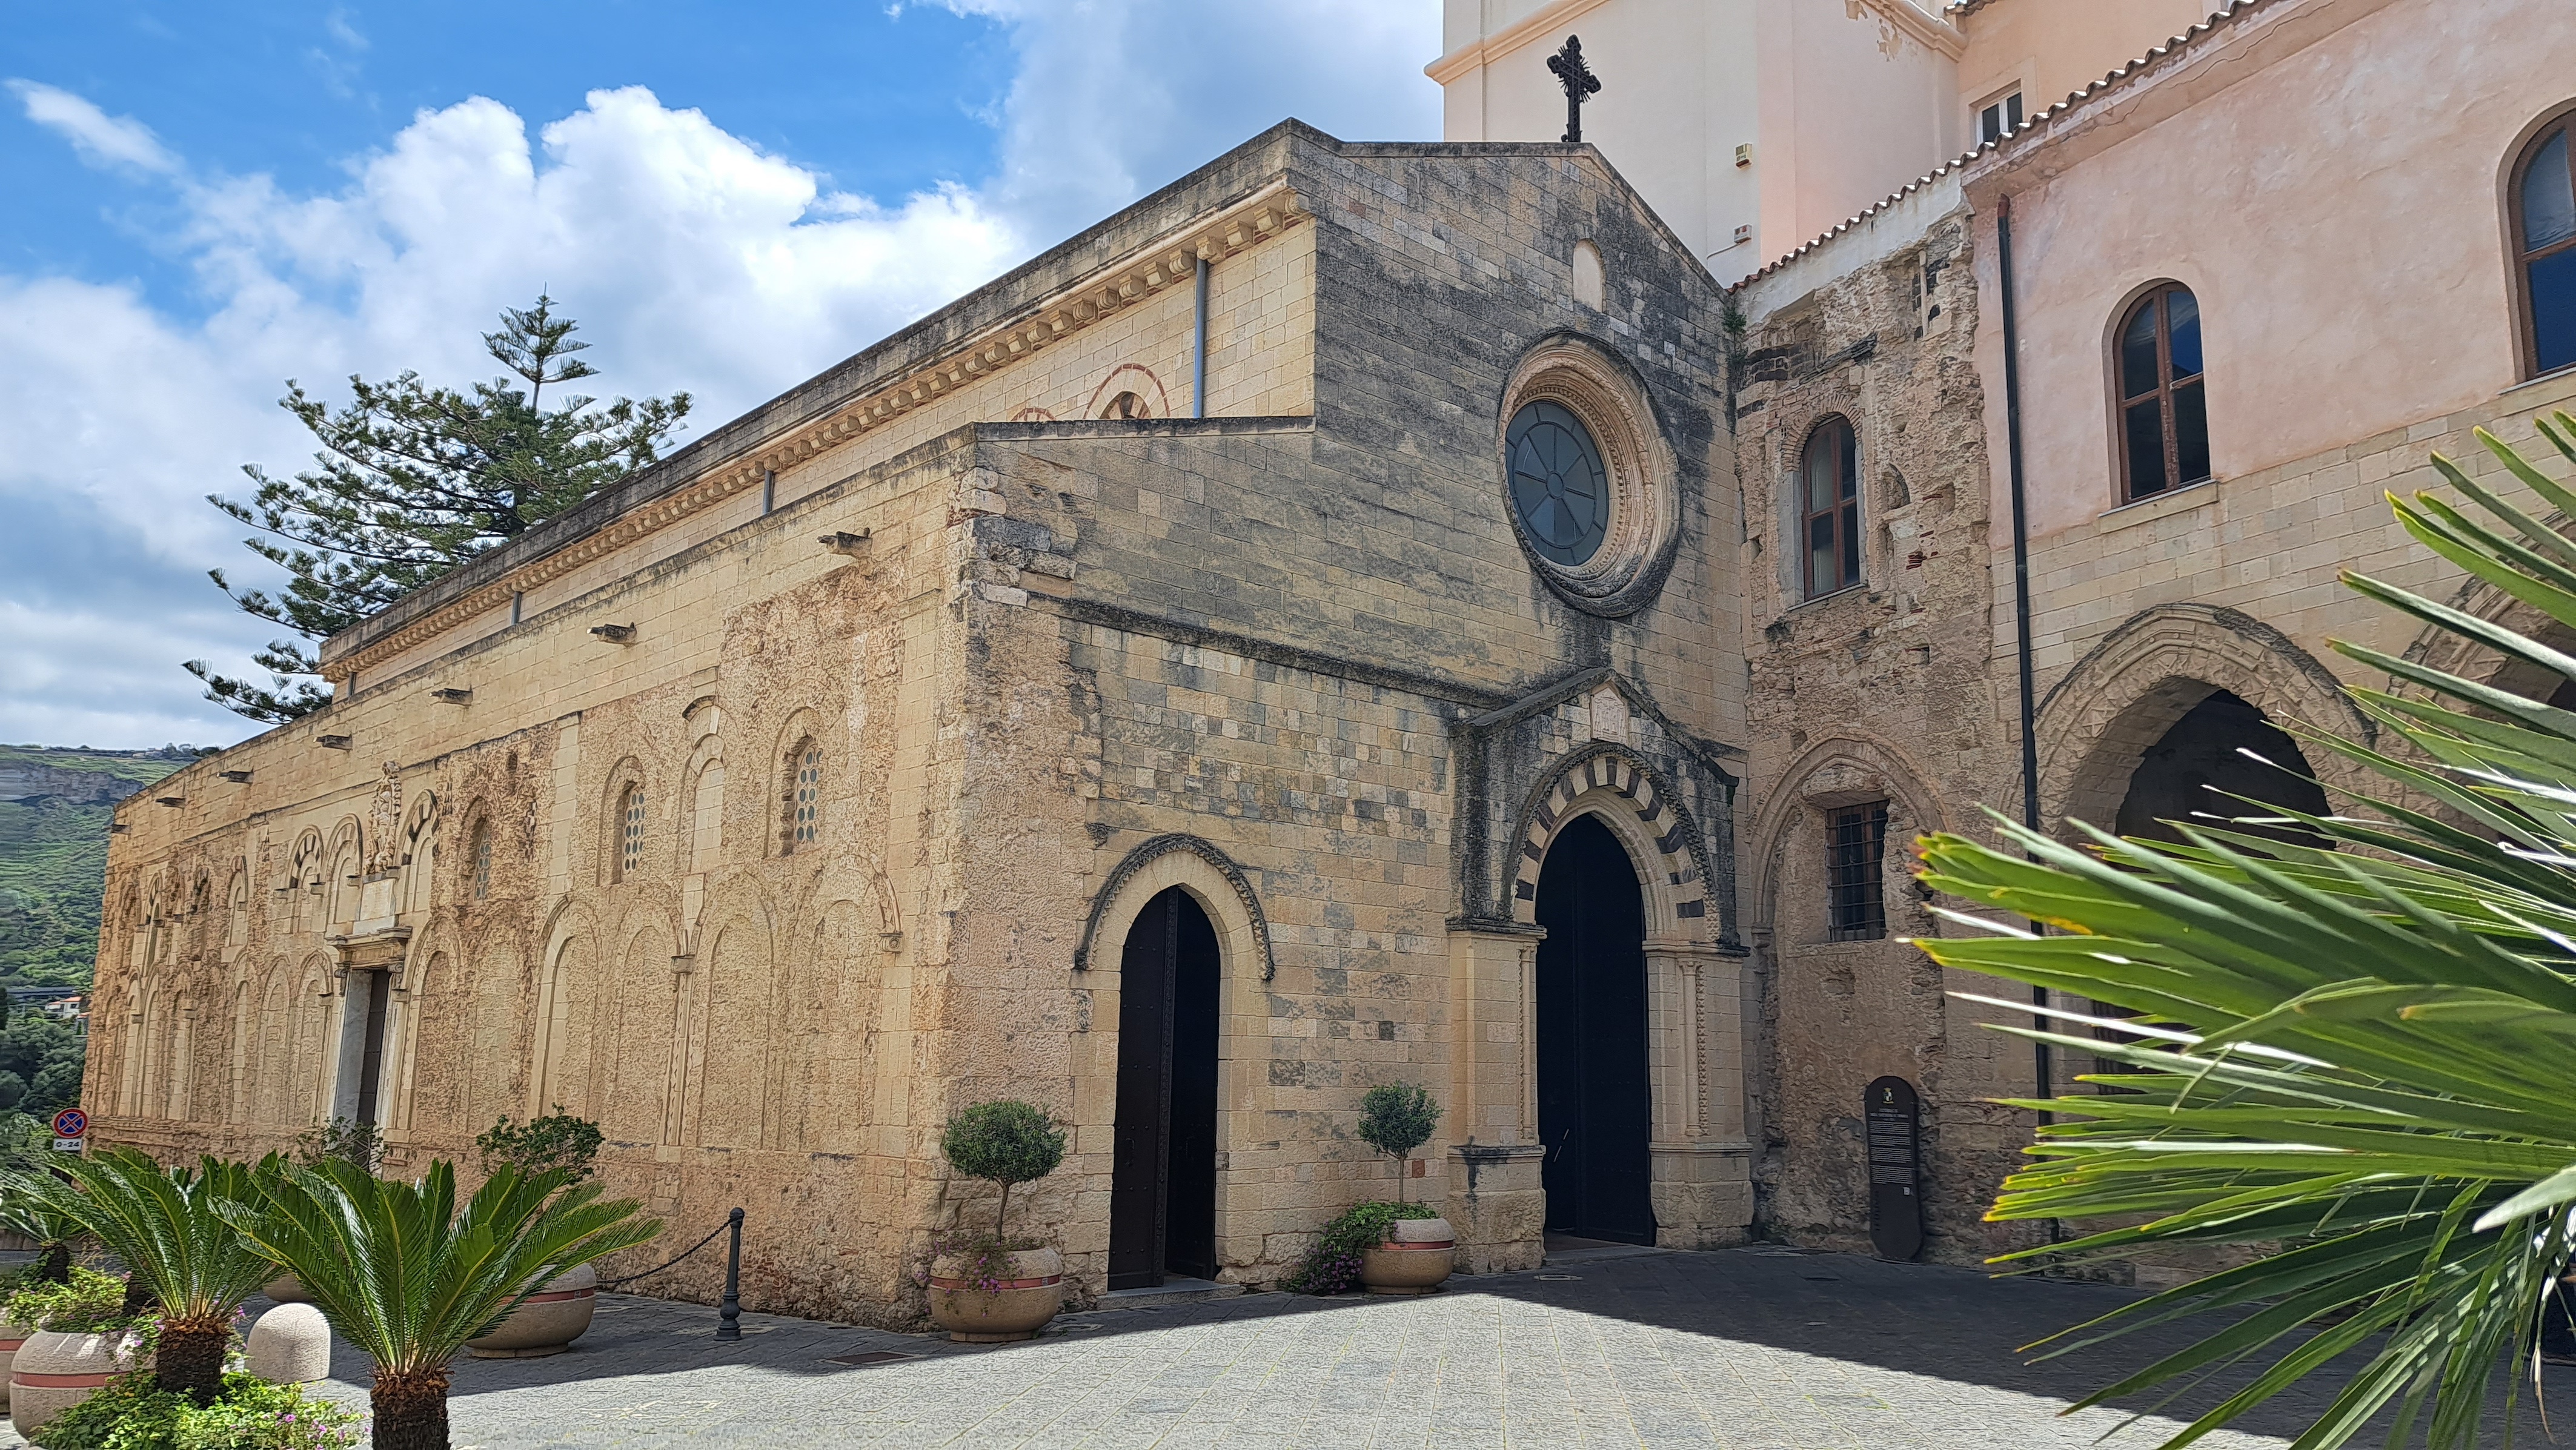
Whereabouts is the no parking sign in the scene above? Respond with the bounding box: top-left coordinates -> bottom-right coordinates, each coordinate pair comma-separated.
50,1107 -> 85,1153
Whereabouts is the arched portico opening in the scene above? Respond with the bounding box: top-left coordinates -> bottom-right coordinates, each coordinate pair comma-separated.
1533,812 -> 1653,1246
1108,886 -> 1221,1288
2113,688 -> 2328,849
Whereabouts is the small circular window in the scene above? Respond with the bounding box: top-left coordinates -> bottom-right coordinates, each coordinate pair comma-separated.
1507,402 -> 1610,566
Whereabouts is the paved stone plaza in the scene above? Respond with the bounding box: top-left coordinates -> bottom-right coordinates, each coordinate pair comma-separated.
29,1245 -> 2544,1449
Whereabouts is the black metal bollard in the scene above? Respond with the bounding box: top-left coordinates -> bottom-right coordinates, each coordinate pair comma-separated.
716,1207 -> 743,1340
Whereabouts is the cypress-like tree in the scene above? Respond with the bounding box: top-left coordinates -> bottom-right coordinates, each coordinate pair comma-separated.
187,296 -> 691,723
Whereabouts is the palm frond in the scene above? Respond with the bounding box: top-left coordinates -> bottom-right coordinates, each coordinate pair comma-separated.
1917,412 -> 2576,1448
217,1159 -> 658,1375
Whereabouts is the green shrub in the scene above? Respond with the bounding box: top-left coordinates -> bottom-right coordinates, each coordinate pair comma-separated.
3,1265 -> 139,1334
1280,1200 -> 1438,1295
938,1101 -> 1065,1242
474,1111 -> 604,1184
1354,1082 -> 1441,1202
31,1370 -> 362,1449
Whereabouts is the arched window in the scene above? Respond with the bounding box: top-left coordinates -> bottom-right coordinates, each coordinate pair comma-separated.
785,743 -> 822,854
2513,113 -> 2576,377
616,784 -> 646,882
2116,284 -> 2210,501
1801,417 -> 1860,598
470,819 -> 493,900
1101,391 -> 1147,420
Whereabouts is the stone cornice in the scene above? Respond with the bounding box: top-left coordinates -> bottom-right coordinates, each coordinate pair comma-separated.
1862,0 -> 1967,61
1424,0 -> 1618,87
323,182 -> 1312,688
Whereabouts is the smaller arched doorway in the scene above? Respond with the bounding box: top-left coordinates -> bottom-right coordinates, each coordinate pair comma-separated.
2113,689 -> 2328,849
1535,812 -> 1654,1245
1108,886 -> 1221,1288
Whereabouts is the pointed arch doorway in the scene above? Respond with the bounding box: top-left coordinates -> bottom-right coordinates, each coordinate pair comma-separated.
1108,887 -> 1221,1289
1535,812 -> 1655,1245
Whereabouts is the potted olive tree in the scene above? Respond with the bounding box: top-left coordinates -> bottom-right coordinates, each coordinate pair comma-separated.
463,1112 -> 609,1358
925,1101 -> 1066,1342
1354,1084 -> 1453,1294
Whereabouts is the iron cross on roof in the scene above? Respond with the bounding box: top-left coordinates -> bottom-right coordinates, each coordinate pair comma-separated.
1547,35 -> 1602,144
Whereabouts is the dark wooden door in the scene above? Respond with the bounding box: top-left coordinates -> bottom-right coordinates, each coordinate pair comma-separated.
1108,887 -> 1221,1288
1535,813 -> 1655,1243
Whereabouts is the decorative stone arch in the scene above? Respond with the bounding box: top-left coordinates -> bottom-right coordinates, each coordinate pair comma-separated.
1496,331 -> 1682,618
771,707 -> 828,858
780,852 -> 904,955
324,816 -> 363,931
223,859 -> 250,948
677,727 -> 727,877
2036,603 -> 2374,839
598,756 -> 649,884
399,790 -> 440,916
1506,746 -> 1713,935
1072,835 -> 1274,981
1744,732 -> 1948,938
1086,365 -> 1169,421
2392,552 -> 2576,706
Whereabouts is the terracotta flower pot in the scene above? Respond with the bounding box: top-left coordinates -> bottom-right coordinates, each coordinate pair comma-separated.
263,1272 -> 312,1303
464,1265 -> 598,1359
0,1313 -> 32,1410
1361,1216 -> 1455,1295
926,1247 -> 1064,1342
10,1329 -> 150,1436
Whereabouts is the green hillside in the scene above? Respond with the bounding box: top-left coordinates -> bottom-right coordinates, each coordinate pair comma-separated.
0,744 -> 198,988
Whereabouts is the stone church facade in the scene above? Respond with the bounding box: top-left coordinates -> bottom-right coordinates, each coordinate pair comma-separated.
90,0 -> 2576,1314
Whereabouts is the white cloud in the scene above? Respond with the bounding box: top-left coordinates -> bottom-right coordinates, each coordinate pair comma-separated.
944,0 -> 1440,237
0,8 -> 1440,747
7,80 -> 180,174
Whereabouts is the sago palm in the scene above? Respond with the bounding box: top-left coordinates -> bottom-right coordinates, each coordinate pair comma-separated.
1916,410 -> 2576,1448
0,1165 -> 90,1283
25,1148 -> 281,1401
217,1158 -> 656,1450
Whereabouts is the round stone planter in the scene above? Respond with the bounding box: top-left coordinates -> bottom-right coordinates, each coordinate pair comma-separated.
0,1313 -> 32,1410
262,1273 -> 312,1304
464,1265 -> 597,1359
926,1247 -> 1063,1342
1360,1216 -> 1455,1295
11,1329 -> 150,1437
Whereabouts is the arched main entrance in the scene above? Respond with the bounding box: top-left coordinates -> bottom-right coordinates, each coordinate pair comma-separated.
2113,689 -> 2328,849
1534,812 -> 1654,1245
1108,886 -> 1220,1289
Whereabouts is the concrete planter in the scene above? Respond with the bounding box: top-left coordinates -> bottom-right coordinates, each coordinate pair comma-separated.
262,1273 -> 313,1304
926,1247 -> 1063,1342
1361,1216 -> 1455,1295
0,1313 -> 31,1410
464,1265 -> 598,1359
10,1329 -> 149,1436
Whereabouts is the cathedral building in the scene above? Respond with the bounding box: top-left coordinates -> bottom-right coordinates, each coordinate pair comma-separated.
90,0 -> 2576,1316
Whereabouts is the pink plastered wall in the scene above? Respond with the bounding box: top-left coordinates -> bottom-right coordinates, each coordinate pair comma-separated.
1955,0 -> 2228,122
1972,0 -> 2564,543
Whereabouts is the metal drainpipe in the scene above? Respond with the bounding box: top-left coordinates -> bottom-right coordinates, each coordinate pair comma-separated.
1192,256 -> 1210,419
1995,193 -> 2054,1139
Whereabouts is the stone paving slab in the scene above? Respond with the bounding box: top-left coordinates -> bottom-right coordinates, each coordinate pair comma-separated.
7,1248 -> 2561,1448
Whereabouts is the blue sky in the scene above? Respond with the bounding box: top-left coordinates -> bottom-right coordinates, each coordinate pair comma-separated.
0,1 -> 1441,748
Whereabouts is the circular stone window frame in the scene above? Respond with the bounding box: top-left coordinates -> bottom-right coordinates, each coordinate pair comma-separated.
1497,337 -> 1680,618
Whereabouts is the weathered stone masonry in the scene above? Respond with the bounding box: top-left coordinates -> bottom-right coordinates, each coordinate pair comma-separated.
90,123 -> 1755,1322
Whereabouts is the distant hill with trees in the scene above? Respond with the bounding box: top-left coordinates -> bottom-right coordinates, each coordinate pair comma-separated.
0,743 -> 202,1117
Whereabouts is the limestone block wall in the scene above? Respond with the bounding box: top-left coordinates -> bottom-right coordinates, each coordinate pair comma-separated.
889,133 -> 1751,1286
92,431 -> 975,1323
1730,203 -> 2045,1263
